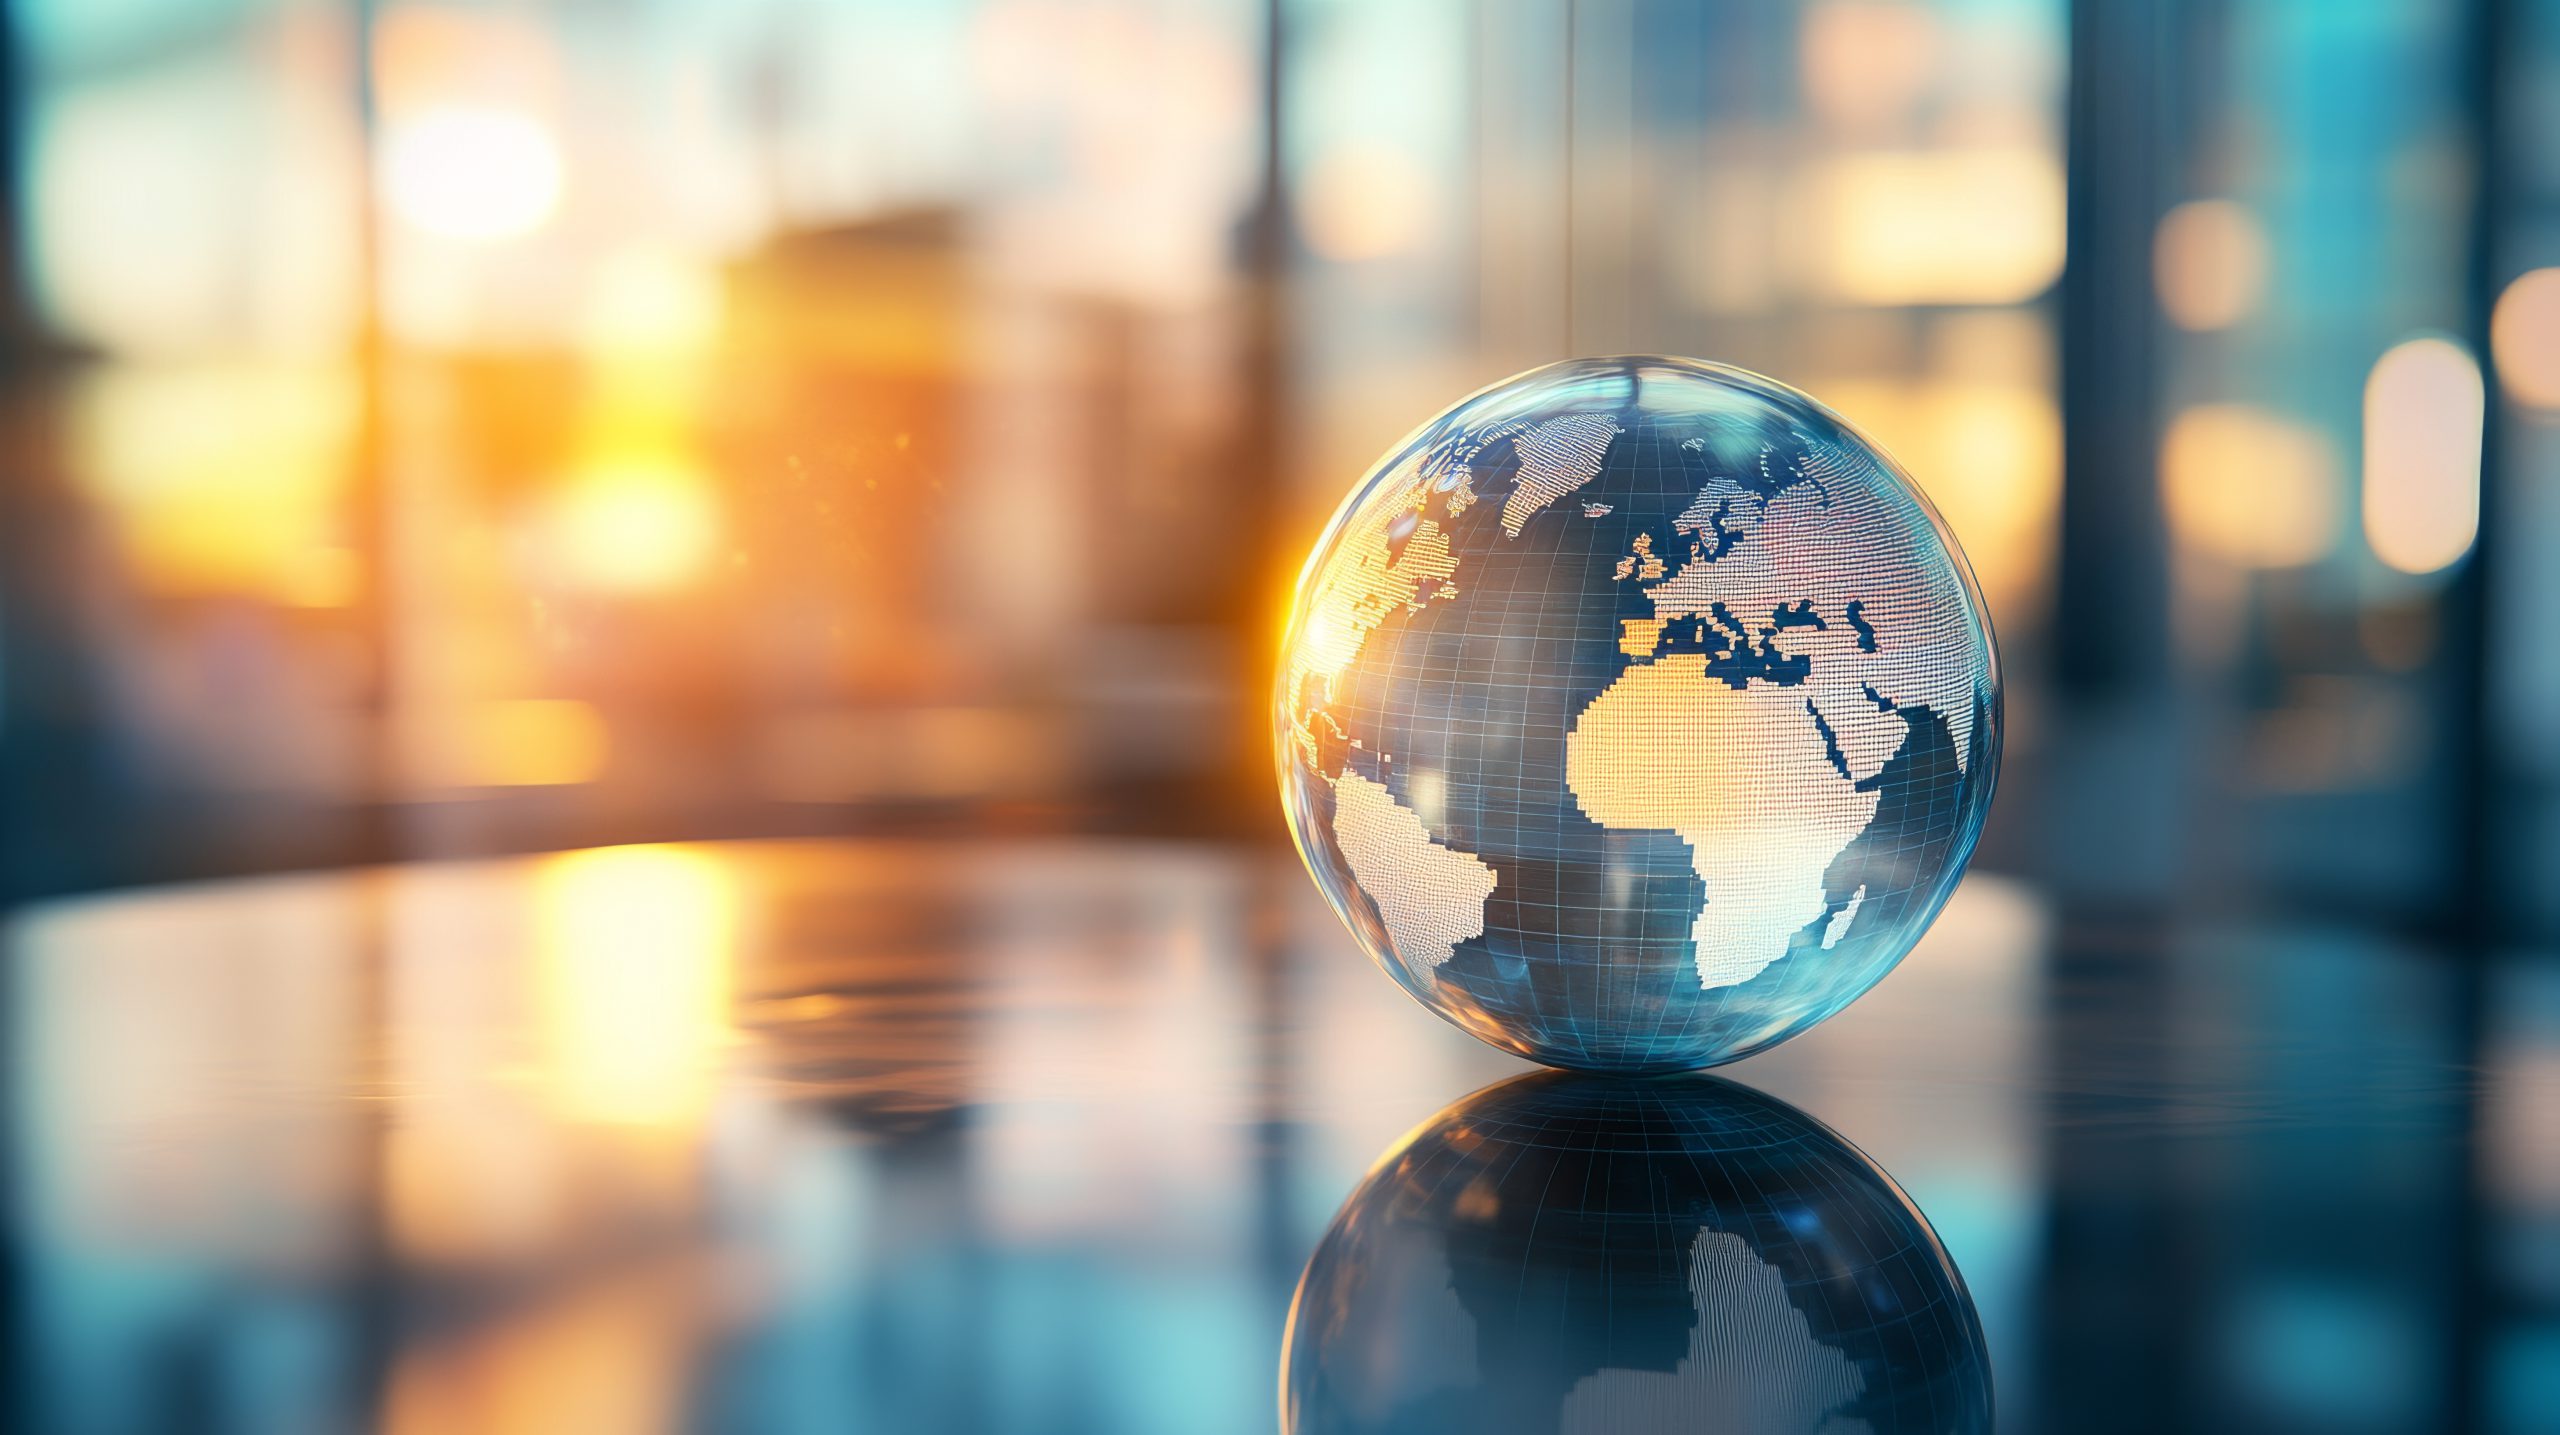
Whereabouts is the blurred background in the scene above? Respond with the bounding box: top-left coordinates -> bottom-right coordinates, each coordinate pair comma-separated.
2,0 -> 2559,1432
2,0 -> 2558,920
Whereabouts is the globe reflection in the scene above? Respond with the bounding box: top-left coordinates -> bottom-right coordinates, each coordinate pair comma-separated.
1282,1072 -> 1991,1435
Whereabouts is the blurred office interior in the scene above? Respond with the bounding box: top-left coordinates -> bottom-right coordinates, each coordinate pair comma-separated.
3,1 -> 2560,1433
2,0 -> 2557,924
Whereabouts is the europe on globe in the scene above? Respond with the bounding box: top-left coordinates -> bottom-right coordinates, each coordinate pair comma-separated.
1276,357 -> 1999,1071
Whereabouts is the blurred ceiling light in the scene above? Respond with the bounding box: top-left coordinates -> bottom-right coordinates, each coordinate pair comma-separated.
1801,1 -> 1941,133
2491,267 -> 2560,410
1299,143 -> 1434,263
2363,336 -> 2484,575
2153,199 -> 2269,331
2162,404 -> 2340,568
542,461 -> 720,594
379,105 -> 560,241
1802,149 -> 2065,305
538,846 -> 732,1127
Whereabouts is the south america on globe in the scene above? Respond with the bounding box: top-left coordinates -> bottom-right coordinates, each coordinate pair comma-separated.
1275,357 -> 2000,1071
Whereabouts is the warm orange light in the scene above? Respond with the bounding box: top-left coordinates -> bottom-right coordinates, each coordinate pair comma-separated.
74,362 -> 355,598
2162,404 -> 2340,568
580,248 -> 725,358
1813,378 -> 2061,605
380,105 -> 560,241
2363,336 -> 2484,575
1299,143 -> 1435,263
380,1263 -> 696,1435
753,707 -> 1065,802
475,700 -> 608,786
2491,267 -> 2560,410
406,700 -> 609,790
537,846 -> 733,1127
282,545 -> 363,609
542,461 -> 720,594
2154,199 -> 2268,331
1800,149 -> 2066,305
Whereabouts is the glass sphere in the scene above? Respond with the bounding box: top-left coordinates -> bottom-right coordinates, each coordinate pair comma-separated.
1277,357 -> 1998,1071
1281,1072 -> 1993,1435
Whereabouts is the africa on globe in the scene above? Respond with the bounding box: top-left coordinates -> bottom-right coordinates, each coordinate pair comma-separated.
1275,357 -> 1999,1072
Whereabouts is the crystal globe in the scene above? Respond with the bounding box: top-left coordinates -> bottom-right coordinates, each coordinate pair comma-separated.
1281,1072 -> 1993,1434
1277,357 -> 1998,1071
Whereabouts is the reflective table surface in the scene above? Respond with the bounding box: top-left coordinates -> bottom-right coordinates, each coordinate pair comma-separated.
6,839 -> 2556,1434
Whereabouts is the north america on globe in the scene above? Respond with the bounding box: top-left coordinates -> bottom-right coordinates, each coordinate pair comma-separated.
1277,357 -> 1999,1072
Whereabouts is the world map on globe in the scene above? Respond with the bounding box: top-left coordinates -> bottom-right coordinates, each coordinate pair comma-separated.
1277,357 -> 1999,1071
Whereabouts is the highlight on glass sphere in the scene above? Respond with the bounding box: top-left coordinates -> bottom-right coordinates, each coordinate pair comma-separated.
1280,1071 -> 1993,1435
1276,357 -> 1999,1072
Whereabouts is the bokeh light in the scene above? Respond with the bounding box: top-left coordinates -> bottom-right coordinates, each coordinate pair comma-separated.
2154,199 -> 2270,331
72,362 -> 356,597
539,460 -> 721,595
380,104 -> 561,241
1816,377 -> 2061,609
2162,404 -> 2340,568
1800,1 -> 1942,134
468,700 -> 609,787
1297,142 -> 1436,263
580,248 -> 726,358
2492,267 -> 2560,411
1801,148 -> 2065,305
4,2 -> 2557,1431
2363,336 -> 2484,575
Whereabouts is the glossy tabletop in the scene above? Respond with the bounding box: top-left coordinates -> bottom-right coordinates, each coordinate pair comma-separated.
5,840 -> 2555,1434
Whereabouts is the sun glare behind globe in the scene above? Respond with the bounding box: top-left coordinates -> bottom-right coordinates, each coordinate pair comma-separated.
1275,357 -> 2000,1072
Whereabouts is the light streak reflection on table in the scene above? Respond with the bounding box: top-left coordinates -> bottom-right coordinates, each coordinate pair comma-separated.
4,839 -> 2546,1434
